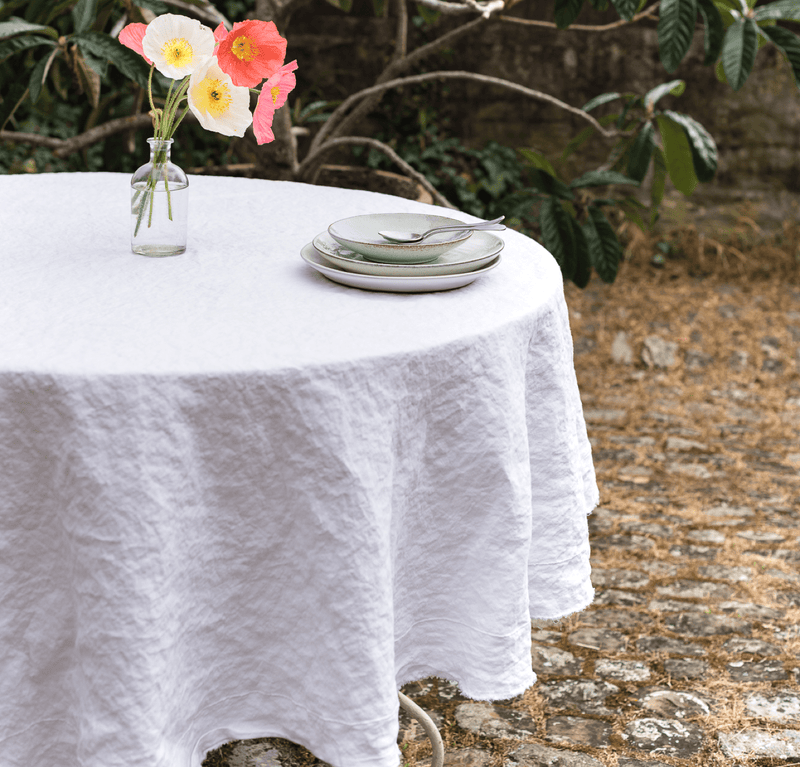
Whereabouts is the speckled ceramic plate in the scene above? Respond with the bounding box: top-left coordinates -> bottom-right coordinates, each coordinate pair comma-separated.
327,213 -> 474,263
301,242 -> 501,293
312,231 -> 504,277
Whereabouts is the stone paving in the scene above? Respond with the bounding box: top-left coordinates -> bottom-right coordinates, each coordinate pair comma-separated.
206,275 -> 800,767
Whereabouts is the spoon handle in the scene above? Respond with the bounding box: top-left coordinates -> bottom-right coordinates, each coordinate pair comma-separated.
420,216 -> 505,240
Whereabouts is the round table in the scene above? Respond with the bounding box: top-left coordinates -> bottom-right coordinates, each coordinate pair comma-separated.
0,173 -> 597,767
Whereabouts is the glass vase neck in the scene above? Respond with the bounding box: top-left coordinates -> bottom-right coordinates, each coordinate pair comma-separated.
147,137 -> 174,160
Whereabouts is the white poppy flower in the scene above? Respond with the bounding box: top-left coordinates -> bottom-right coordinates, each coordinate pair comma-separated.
188,57 -> 253,137
143,14 -> 215,79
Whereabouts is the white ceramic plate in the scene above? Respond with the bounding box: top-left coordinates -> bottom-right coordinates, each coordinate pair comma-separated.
312,231 -> 504,277
328,213 -> 474,263
301,242 -> 501,293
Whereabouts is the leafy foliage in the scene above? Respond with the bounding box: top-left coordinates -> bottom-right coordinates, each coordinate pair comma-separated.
0,0 -> 254,172
658,0 -> 698,72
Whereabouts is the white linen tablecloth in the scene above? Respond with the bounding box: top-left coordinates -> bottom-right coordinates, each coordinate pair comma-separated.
0,172 -> 597,767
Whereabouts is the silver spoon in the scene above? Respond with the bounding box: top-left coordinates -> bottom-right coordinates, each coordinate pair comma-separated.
378,216 -> 506,243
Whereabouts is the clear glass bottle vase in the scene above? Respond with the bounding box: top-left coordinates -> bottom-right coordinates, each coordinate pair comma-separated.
131,138 -> 189,257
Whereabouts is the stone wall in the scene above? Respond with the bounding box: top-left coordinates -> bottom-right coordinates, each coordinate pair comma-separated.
287,0 -> 800,192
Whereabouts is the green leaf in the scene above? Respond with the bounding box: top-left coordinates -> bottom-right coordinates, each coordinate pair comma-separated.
528,168 -> 575,199
28,48 -> 54,104
662,109 -> 718,181
615,97 -> 640,130
583,206 -> 621,283
755,0 -> 800,21
610,0 -> 638,21
570,218 -> 593,287
45,0 -> 79,25
590,0 -> 609,10
650,146 -> 668,224
540,197 -> 578,280
71,0 -> 98,33
24,0 -> 51,23
518,148 -> 559,177
619,196 -> 649,231
132,0 -> 170,13
554,0 -> 585,27
627,121 -> 656,182
560,125 -> 597,162
722,16 -> 758,90
72,47 -> 101,108
658,0 -> 698,72
0,0 -> 29,23
80,46 -> 108,78
697,0 -> 725,64
74,30 -> 151,88
0,15 -> 57,40
0,32 -> 55,62
761,24 -> 800,87
372,0 -> 388,14
582,91 -> 623,111
570,169 -> 640,187
656,113 -> 699,194
644,79 -> 686,109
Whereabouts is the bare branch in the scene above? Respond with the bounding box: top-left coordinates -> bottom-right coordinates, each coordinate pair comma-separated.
499,2 -> 659,30
255,0 -> 314,30
162,0 -> 231,28
0,113 -> 188,158
393,0 -> 408,60
415,0 -> 504,15
298,136 -> 455,208
309,16 -> 488,152
0,130 -> 63,150
390,14 -> 486,76
311,70 -> 617,155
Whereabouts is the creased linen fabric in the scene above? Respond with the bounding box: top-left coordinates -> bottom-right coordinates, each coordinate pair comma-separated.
0,173 -> 597,767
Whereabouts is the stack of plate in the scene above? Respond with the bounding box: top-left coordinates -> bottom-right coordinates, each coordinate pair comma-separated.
301,213 -> 504,293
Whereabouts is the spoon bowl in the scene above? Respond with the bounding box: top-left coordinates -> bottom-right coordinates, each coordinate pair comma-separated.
379,216 -> 506,243
329,213 -> 485,263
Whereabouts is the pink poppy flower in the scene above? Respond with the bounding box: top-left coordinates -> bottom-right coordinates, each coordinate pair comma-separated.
253,60 -> 298,145
215,20 -> 287,88
213,23 -> 227,46
118,22 -> 153,66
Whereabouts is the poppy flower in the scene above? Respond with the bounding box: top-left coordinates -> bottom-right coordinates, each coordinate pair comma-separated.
213,23 -> 227,46
215,20 -> 287,88
118,23 -> 153,65
253,60 -> 298,145
188,57 -> 253,137
142,14 -> 215,80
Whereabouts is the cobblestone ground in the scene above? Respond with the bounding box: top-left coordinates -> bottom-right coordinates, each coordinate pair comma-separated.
206,270 -> 800,767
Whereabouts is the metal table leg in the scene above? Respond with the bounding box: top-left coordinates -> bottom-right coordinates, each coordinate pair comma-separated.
398,691 -> 444,767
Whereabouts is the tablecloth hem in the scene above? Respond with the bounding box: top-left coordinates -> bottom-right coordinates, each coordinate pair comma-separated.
192,725 -> 402,767
530,590 -> 595,623
395,671 -> 536,704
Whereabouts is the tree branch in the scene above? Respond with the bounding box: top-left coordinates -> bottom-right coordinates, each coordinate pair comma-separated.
162,0 -> 231,28
0,130 -> 63,150
415,0 -> 505,15
498,2 -> 659,30
309,16 -> 488,152
298,136 -> 455,208
0,112 -> 191,158
311,69 -> 617,155
393,0 -> 408,60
